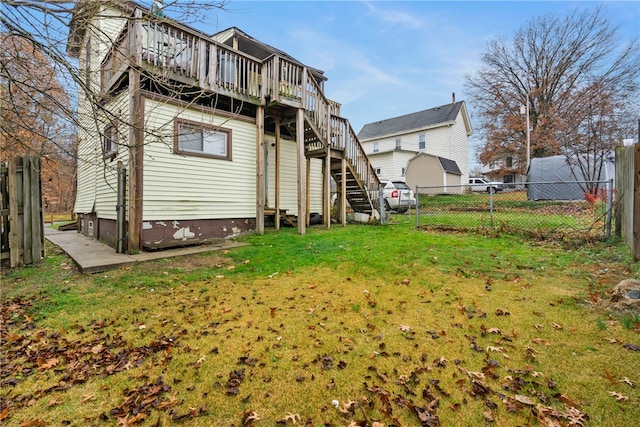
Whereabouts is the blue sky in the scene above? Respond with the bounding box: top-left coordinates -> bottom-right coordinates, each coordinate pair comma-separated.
174,0 -> 639,165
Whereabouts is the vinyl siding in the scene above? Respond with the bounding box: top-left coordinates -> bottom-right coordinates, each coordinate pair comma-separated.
361,115 -> 469,182
74,5 -> 129,215
449,110 -> 470,182
142,100 -> 258,221
74,90 -> 129,216
265,136 -> 323,216
367,151 -> 413,181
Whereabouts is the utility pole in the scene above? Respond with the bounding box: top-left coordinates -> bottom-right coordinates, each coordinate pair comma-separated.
520,94 -> 530,174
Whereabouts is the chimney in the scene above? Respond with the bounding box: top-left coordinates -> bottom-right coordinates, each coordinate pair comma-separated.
452,92 -> 456,104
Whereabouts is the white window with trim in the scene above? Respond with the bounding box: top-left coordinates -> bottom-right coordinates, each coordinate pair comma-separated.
395,138 -> 401,149
418,133 -> 426,150
175,119 -> 232,160
375,167 -> 381,175
373,142 -> 379,153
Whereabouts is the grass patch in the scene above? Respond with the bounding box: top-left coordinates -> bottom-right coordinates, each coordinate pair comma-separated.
1,224 -> 639,426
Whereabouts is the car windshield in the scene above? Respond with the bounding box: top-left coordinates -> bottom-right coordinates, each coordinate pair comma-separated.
392,181 -> 411,190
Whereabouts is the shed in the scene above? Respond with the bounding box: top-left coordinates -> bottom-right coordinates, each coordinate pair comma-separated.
405,153 -> 462,193
526,154 -> 615,200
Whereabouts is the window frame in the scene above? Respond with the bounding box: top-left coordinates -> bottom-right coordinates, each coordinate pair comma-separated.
418,134 -> 426,150
174,119 -> 232,161
373,142 -> 379,153
102,124 -> 118,160
395,138 -> 401,150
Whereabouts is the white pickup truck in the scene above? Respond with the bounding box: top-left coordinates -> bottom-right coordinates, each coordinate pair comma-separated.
468,177 -> 503,193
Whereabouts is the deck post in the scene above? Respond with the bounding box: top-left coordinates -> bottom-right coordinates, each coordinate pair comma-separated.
340,157 -> 347,226
127,8 -> 144,254
256,106 -> 265,235
296,108 -> 306,235
324,104 -> 331,228
275,116 -> 281,230
634,141 -> 640,261
306,158 -> 311,226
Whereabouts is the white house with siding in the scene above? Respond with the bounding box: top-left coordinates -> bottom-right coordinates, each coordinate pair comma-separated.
358,98 -> 472,186
67,1 -> 378,252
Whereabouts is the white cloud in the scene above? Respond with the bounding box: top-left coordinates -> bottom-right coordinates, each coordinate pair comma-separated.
362,1 -> 424,31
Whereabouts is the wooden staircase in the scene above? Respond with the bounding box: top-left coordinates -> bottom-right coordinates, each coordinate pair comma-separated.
301,79 -> 379,215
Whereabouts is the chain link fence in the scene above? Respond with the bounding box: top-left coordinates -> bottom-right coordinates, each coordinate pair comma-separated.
414,180 -> 613,240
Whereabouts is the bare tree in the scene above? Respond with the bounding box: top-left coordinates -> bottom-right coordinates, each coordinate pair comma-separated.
464,6 -> 640,188
1,0 -> 229,160
1,33 -> 78,212
1,1 -> 229,211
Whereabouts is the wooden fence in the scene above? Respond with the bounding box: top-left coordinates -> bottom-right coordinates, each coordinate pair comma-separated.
0,156 -> 45,267
615,144 -> 640,261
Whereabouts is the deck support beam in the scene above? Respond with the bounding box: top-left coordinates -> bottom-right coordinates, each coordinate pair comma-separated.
340,157 -> 347,226
296,108 -> 306,235
275,117 -> 281,230
127,8 -> 144,254
256,105 -> 265,235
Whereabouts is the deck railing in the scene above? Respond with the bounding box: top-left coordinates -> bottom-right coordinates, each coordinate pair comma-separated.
303,76 -> 380,198
100,14 -> 378,205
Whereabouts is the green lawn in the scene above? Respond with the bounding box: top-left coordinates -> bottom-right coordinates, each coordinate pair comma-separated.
1,224 -> 638,426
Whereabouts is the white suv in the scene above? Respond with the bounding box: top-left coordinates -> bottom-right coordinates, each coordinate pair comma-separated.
468,177 -> 503,193
381,180 -> 416,213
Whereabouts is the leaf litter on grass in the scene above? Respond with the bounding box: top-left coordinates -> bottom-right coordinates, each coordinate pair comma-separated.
2,229 -> 639,426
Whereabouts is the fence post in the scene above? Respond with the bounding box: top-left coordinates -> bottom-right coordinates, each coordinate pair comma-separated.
606,178 -> 613,239
415,186 -> 420,229
378,184 -> 385,225
489,187 -> 494,229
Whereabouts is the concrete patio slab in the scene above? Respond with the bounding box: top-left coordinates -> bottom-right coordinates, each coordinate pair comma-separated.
44,227 -> 247,273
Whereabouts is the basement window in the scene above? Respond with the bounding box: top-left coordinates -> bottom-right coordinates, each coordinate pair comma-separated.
174,119 -> 232,160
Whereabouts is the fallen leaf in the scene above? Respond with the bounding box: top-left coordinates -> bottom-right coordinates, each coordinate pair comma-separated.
48,396 -> 63,407
514,394 -> 536,405
607,391 -> 629,402
619,377 -> 635,387
556,393 -> 581,408
242,410 -> 260,426
38,358 -> 59,369
278,412 -> 301,424
531,338 -> 551,346
483,410 -> 494,422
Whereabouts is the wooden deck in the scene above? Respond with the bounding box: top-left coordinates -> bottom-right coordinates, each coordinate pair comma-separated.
101,15 -> 380,215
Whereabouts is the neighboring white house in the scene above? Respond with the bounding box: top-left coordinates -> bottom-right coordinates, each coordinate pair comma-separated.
66,2 -> 379,251
357,97 -> 472,185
